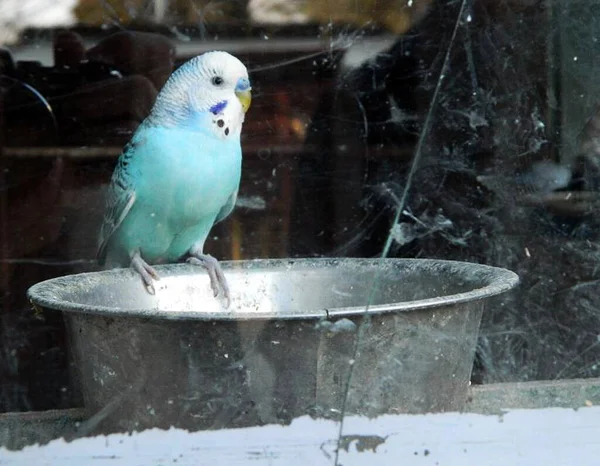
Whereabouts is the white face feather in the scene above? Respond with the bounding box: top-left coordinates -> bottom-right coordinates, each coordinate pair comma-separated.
148,51 -> 251,138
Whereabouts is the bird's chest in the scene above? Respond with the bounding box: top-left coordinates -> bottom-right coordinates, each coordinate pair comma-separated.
174,165 -> 233,221
140,139 -> 241,227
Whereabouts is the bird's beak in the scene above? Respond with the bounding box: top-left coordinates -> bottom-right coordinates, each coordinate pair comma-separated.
235,89 -> 252,113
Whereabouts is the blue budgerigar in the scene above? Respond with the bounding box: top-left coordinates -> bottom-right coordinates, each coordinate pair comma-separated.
97,51 -> 251,306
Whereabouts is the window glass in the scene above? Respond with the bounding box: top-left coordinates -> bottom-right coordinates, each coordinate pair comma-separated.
1,0 -> 598,456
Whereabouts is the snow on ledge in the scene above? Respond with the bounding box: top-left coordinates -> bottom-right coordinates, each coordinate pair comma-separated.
2,407 -> 600,465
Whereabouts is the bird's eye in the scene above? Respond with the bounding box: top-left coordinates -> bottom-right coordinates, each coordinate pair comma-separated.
211,76 -> 224,86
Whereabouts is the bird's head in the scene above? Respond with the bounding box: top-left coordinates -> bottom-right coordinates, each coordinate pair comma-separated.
148,51 -> 251,136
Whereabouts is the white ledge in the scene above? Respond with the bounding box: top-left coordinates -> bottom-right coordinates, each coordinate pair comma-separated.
2,406 -> 600,465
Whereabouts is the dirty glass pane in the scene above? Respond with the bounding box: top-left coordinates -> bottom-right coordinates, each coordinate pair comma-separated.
0,0 -> 599,459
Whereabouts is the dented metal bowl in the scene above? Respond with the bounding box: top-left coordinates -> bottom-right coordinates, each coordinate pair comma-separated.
27,258 -> 518,434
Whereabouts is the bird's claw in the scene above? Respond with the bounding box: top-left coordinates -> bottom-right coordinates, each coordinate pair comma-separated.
145,283 -> 156,295
131,251 -> 160,295
187,254 -> 230,307
187,257 -> 219,297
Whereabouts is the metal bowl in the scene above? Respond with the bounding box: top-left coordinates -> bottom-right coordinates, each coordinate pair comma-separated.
28,258 -> 518,434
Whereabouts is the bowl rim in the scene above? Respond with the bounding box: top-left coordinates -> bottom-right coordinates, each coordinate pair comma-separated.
26,258 -> 519,321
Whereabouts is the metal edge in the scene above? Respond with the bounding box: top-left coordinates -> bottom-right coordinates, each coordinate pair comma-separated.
27,258 -> 519,321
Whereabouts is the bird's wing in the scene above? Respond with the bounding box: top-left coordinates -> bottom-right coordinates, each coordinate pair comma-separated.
214,189 -> 238,225
97,141 -> 139,264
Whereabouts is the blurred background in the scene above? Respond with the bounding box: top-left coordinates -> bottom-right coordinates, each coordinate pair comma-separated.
2,0 -> 600,414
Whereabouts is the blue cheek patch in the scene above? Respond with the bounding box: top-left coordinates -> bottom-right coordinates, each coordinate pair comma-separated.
210,100 -> 228,115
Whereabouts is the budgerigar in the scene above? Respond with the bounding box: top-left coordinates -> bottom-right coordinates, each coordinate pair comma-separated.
97,51 -> 251,306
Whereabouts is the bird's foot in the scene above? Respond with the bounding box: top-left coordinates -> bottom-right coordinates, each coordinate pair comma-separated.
187,253 -> 230,307
131,251 -> 160,295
